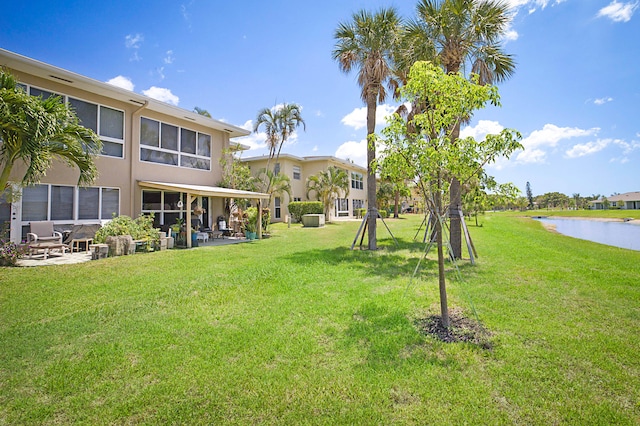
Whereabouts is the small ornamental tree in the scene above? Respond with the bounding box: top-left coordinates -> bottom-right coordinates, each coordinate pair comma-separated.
379,61 -> 522,327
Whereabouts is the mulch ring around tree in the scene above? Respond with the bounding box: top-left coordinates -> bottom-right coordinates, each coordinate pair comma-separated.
414,307 -> 493,349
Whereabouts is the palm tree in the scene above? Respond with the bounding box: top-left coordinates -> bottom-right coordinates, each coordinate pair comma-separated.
193,106 -> 212,117
253,103 -> 305,183
0,69 -> 102,196
306,166 -> 350,222
258,168 -> 292,207
333,8 -> 402,250
412,0 -> 516,258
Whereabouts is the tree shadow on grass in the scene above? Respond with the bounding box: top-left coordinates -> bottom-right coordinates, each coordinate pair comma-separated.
285,236 -> 477,280
342,302 -> 485,370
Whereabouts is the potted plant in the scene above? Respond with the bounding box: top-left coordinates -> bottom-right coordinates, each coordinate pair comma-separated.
193,206 -> 206,216
244,207 -> 258,240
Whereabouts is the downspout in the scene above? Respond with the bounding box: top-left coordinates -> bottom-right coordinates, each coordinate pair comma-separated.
130,100 -> 149,218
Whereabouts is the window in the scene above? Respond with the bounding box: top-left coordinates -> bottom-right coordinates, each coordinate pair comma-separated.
68,97 -> 125,158
275,197 -> 281,219
351,172 -> 364,190
274,163 -> 280,175
336,198 -> 349,217
140,117 -> 211,170
293,165 -> 301,180
293,197 -> 302,202
353,199 -> 364,211
142,190 -> 191,228
21,184 -> 119,223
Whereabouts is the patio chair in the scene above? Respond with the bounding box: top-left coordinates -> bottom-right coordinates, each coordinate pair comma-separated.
27,221 -> 63,244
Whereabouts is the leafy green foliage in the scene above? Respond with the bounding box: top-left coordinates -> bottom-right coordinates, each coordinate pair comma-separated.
0,68 -> 102,197
288,201 -> 323,222
305,166 -> 350,221
94,215 -> 159,245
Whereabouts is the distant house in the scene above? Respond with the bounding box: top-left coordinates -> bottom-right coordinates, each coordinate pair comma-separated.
590,191 -> 640,210
242,154 -> 368,222
0,49 -> 268,245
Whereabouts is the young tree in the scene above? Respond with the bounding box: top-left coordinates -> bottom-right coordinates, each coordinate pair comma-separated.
306,166 -> 350,222
333,7 -> 402,250
379,61 -> 521,327
0,69 -> 102,197
411,0 -> 516,259
193,106 -> 212,117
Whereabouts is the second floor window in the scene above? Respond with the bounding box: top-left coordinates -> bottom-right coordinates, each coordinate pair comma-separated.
140,117 -> 211,170
351,172 -> 363,190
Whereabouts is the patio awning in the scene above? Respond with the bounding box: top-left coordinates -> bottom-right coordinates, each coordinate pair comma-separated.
138,181 -> 269,200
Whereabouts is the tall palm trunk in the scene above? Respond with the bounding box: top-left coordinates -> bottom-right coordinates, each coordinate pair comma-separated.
366,98 -> 377,251
449,121 -> 463,259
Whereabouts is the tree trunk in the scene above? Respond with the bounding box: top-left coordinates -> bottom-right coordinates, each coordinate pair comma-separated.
394,190 -> 400,218
366,99 -> 377,250
449,121 -> 462,259
435,183 -> 449,328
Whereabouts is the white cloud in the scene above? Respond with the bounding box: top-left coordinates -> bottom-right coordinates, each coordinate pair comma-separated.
142,86 -> 179,105
125,33 -> 143,49
341,104 -> 397,130
597,1 -> 639,22
505,0 -> 566,13
232,120 -> 265,151
164,50 -> 175,64
106,75 -> 134,91
594,97 -> 614,105
335,139 -> 368,168
521,124 -> 598,150
233,118 -> 302,153
125,33 -> 144,61
565,139 -> 612,158
460,120 -> 505,140
312,145 -> 319,152
515,148 -> 547,164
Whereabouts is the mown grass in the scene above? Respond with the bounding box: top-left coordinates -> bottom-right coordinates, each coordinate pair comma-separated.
1,214 -> 638,424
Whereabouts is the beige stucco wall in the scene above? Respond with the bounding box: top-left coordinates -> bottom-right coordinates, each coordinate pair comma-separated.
5,65 -> 235,237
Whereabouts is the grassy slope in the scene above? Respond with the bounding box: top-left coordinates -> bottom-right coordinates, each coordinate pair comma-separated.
0,214 -> 638,425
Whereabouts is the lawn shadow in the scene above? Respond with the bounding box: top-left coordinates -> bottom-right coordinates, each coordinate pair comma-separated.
285,236 -> 477,280
343,301 -> 464,369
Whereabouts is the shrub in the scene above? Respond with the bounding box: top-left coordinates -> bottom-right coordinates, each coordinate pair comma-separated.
95,214 -> 159,245
379,209 -> 389,219
0,223 -> 26,267
355,208 -> 367,218
288,202 -> 323,222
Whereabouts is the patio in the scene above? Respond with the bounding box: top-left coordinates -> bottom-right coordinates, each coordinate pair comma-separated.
17,236 -> 251,267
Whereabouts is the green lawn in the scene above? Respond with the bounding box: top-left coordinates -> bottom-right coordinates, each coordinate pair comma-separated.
1,214 -> 638,424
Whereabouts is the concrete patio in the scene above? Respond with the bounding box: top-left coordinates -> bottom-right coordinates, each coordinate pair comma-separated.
17,236 -> 252,267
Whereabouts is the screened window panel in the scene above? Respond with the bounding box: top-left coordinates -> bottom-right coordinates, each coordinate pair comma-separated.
51,186 -> 74,220
164,212 -> 180,227
100,106 -> 124,139
69,98 -> 98,132
164,192 -> 181,210
21,185 -> 48,221
101,188 -> 119,219
140,148 -> 178,166
180,129 -> 196,154
30,87 -> 60,100
142,191 -> 162,211
140,118 -> 160,147
197,133 -> 211,157
180,155 -> 210,170
101,141 -> 124,158
78,188 -> 100,220
161,123 -> 179,151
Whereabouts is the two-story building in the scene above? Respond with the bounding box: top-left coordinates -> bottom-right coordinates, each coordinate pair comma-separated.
241,154 -> 368,222
0,49 -> 267,245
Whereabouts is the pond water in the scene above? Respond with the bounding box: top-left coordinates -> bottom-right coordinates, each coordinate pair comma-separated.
535,217 -> 640,251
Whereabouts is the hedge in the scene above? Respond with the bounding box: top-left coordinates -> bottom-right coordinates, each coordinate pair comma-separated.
288,201 -> 323,222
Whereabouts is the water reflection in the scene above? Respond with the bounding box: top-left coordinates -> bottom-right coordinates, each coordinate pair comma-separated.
535,218 -> 640,251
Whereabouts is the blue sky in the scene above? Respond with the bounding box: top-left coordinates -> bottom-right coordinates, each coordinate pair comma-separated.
1,0 -> 638,197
